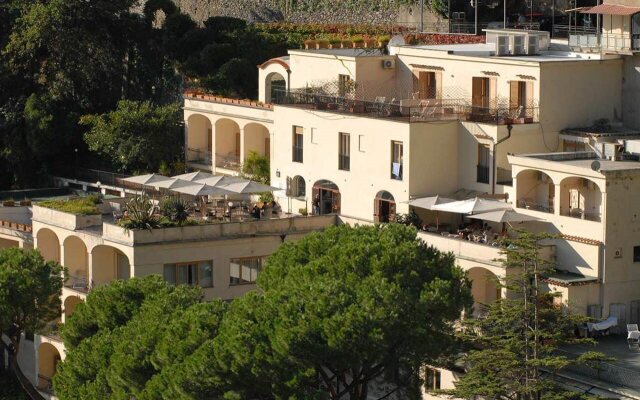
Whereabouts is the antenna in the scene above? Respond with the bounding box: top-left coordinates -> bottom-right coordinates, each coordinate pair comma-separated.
389,35 -> 406,48
591,160 -> 601,172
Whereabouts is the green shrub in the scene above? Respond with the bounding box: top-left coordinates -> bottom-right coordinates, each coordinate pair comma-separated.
38,196 -> 101,215
159,196 -> 191,225
119,195 -> 159,231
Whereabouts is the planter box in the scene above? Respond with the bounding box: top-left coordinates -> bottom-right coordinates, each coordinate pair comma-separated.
32,205 -> 102,230
2,200 -> 14,207
352,41 -> 364,48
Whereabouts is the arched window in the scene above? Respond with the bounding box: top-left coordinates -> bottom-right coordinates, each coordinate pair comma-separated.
291,175 -> 306,198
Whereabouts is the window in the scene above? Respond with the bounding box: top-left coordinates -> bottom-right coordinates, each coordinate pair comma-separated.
414,71 -> 437,99
291,175 -> 306,198
292,126 -> 303,162
338,74 -> 351,97
163,261 -> 213,288
229,257 -> 264,285
339,132 -> 350,171
634,246 -> 640,262
425,368 -> 441,390
391,141 -> 403,180
477,144 -> 490,184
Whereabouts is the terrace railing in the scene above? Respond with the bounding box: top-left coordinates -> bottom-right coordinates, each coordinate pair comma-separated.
187,148 -> 212,165
64,274 -> 91,293
273,89 -> 538,126
569,32 -> 639,52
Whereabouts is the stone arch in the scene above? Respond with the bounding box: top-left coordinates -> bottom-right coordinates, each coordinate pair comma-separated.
467,267 -> 500,317
214,118 -> 241,170
63,236 -> 88,286
91,245 -> 130,287
291,175 -> 306,198
312,180 -> 341,215
36,228 -> 60,263
374,190 -> 396,223
243,123 -> 270,162
265,71 -> 287,103
37,342 -> 61,392
186,114 -> 213,166
515,169 -> 555,213
558,176 -> 603,221
63,295 -> 83,321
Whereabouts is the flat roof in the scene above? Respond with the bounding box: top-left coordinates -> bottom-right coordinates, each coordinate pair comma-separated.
398,43 -> 611,62
289,48 -> 384,58
517,152 -> 640,172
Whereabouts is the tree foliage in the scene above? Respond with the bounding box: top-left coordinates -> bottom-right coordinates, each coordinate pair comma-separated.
54,225 -> 471,400
54,276 -> 227,400
241,150 -> 270,184
452,231 -> 609,400
0,248 -> 64,357
216,224 -> 472,399
81,100 -> 182,173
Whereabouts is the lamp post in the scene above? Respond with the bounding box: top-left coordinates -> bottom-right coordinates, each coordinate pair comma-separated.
74,148 -> 78,179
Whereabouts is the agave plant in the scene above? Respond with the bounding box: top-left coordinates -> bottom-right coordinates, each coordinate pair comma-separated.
121,194 -> 159,231
159,196 -> 191,225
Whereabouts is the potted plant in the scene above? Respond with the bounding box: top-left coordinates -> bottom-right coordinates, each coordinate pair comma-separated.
304,39 -> 316,49
328,37 -> 342,49
377,35 -> 391,48
364,37 -> 378,48
299,207 -> 309,216
352,36 -> 365,48
19,199 -> 31,206
341,40 -> 353,49
2,199 -> 14,207
316,39 -> 329,49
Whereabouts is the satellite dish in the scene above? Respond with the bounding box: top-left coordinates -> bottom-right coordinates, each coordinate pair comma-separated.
591,160 -> 601,172
389,35 -> 406,48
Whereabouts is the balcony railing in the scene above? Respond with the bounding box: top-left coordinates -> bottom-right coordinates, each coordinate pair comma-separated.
215,152 -> 241,171
339,154 -> 350,171
187,148 -> 212,165
560,208 -> 602,222
569,33 -> 640,52
476,165 -> 490,184
292,145 -> 303,163
64,274 -> 90,293
273,89 -> 538,126
517,199 -> 554,214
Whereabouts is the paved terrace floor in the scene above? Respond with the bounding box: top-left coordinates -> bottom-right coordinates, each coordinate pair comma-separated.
563,335 -> 640,372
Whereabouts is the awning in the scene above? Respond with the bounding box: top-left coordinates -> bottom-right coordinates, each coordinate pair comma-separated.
121,173 -> 171,186
581,4 -> 640,15
218,180 -> 280,194
173,183 -> 232,197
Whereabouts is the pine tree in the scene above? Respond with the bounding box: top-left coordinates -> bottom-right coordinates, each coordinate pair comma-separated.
452,231 -> 609,400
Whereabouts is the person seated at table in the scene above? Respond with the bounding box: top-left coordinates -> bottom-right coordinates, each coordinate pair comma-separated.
271,200 -> 282,216
251,205 -> 261,219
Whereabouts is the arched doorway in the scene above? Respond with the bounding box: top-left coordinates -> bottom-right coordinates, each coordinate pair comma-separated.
266,72 -> 286,103
63,295 -> 83,321
91,245 -> 130,287
215,119 -> 241,171
36,228 -> 60,263
312,180 -> 340,215
515,169 -> 555,213
374,191 -> 396,223
559,176 -> 603,221
187,114 -> 213,166
63,236 -> 88,289
243,123 -> 270,162
37,343 -> 61,392
467,267 -> 500,317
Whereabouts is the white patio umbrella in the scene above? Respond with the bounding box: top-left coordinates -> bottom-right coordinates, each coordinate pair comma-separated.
218,180 -> 280,194
195,175 -> 244,187
154,178 -> 196,190
407,195 -> 456,229
469,209 -> 542,234
121,173 -> 172,187
470,209 -> 541,223
172,171 -> 213,182
173,183 -> 233,197
431,197 -> 512,215
407,195 -> 456,209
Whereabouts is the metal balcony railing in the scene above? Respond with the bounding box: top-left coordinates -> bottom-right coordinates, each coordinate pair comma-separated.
215,152 -> 241,171
187,148 -> 212,165
64,274 -> 90,293
273,89 -> 538,126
